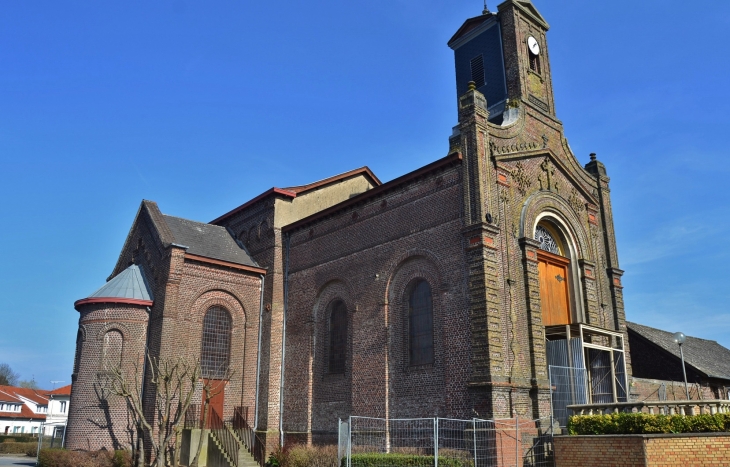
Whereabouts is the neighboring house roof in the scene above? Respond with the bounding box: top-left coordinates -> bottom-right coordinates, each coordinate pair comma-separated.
0,386 -> 48,421
75,264 -> 154,309
211,166 -> 381,224
0,391 -> 22,404
627,322 -> 730,381
45,385 -> 72,397
162,214 -> 259,268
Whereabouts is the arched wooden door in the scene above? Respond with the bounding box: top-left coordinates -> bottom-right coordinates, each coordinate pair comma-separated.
537,249 -> 571,326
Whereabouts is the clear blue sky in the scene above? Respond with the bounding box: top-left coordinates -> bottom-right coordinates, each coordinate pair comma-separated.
1,0 -> 728,388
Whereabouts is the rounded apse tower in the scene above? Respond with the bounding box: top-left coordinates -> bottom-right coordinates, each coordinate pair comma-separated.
66,264 -> 152,451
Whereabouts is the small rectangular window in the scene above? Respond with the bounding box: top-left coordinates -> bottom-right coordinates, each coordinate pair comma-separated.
470,55 -> 486,88
529,50 -> 541,74
60,401 -> 67,413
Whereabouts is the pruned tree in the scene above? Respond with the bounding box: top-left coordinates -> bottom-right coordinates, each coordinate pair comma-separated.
0,363 -> 20,386
103,353 -> 200,467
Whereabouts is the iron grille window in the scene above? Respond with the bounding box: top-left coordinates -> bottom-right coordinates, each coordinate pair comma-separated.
470,55 -> 486,88
201,306 -> 232,379
408,280 -> 434,366
102,330 -> 123,371
328,300 -> 348,374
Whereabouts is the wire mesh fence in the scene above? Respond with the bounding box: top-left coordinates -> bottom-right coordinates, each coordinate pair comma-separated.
549,365 -> 588,428
340,416 -> 554,467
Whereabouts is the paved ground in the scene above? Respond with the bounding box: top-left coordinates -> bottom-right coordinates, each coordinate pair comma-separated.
0,456 -> 35,466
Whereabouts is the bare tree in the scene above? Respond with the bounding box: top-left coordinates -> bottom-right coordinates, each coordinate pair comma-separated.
0,363 -> 20,386
103,353 -> 200,467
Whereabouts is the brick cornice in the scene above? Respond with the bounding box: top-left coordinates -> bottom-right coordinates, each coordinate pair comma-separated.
74,297 -> 153,311
184,253 -> 267,275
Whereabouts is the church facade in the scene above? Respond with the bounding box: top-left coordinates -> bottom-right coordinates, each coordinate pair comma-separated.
66,0 -> 632,452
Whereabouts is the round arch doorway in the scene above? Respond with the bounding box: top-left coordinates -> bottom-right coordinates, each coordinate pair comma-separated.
534,222 -> 572,326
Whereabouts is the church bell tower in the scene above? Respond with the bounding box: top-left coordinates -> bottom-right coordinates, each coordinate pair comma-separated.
448,0 -> 556,124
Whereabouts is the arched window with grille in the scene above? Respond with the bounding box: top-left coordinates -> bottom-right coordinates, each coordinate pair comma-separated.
408,279 -> 434,366
201,306 -> 232,379
328,300 -> 347,374
102,330 -> 123,371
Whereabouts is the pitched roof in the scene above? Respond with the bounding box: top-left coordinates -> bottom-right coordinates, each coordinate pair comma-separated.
211,167 -> 381,224
162,215 -> 259,268
45,385 -> 72,397
281,167 -> 381,194
4,387 -> 49,406
627,322 -> 730,381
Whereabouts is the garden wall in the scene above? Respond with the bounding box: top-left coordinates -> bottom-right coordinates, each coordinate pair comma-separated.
555,432 -> 730,467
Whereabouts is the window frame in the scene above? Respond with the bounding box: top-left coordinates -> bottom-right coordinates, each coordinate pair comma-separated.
326,300 -> 348,375
200,306 -> 233,380
407,279 -> 435,367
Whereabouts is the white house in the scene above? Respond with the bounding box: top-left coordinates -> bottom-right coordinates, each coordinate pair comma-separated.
0,385 -> 48,435
43,385 -> 71,438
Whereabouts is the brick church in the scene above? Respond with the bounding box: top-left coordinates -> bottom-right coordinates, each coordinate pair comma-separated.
66,0 -> 632,452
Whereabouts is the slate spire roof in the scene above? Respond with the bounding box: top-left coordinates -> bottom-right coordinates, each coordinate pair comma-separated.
627,322 -> 730,381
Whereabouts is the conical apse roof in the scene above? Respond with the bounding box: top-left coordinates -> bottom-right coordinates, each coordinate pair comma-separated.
75,264 -> 153,309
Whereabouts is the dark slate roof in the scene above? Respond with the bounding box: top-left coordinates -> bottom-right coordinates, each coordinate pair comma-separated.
627,322 -> 730,381
162,214 -> 259,268
88,264 -> 153,301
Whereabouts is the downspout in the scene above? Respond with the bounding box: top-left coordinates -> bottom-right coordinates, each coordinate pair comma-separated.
253,273 -> 266,431
279,232 -> 290,447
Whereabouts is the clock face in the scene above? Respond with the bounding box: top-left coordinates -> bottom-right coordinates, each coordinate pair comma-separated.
528,36 -> 540,55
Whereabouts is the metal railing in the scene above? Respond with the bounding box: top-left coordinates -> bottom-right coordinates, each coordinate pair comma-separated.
232,406 -> 266,467
184,403 -> 201,429
568,399 -> 730,416
209,408 -> 239,467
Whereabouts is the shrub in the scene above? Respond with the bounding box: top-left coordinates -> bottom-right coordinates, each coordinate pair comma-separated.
286,444 -> 338,467
568,412 -> 730,435
0,441 -> 37,454
37,448 -> 132,467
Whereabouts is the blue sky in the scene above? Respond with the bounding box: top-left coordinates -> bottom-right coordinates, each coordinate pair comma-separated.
1,0 -> 728,388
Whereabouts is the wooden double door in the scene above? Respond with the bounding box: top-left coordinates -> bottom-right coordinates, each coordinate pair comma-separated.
537,250 -> 572,326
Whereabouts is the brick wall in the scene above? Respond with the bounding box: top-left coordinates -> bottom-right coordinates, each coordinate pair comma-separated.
555,433 -> 730,467
66,302 -> 149,451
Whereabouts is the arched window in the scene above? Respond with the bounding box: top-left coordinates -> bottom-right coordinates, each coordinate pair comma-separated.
73,330 -> 83,374
201,306 -> 232,379
408,280 -> 434,366
102,330 -> 123,371
328,300 -> 347,374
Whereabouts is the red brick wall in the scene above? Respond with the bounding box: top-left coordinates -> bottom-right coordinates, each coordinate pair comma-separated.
555,433 -> 730,467
66,302 -> 149,451
66,202 -> 264,454
284,160 -> 469,439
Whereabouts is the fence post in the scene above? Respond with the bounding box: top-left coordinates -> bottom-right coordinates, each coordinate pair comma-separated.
434,418 -> 438,467
472,418 -> 478,467
347,416 -> 352,467
338,419 -> 342,462
514,417 -> 519,467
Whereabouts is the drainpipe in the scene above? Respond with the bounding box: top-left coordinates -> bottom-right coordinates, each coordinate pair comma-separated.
279,232 -> 290,447
253,274 -> 266,431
